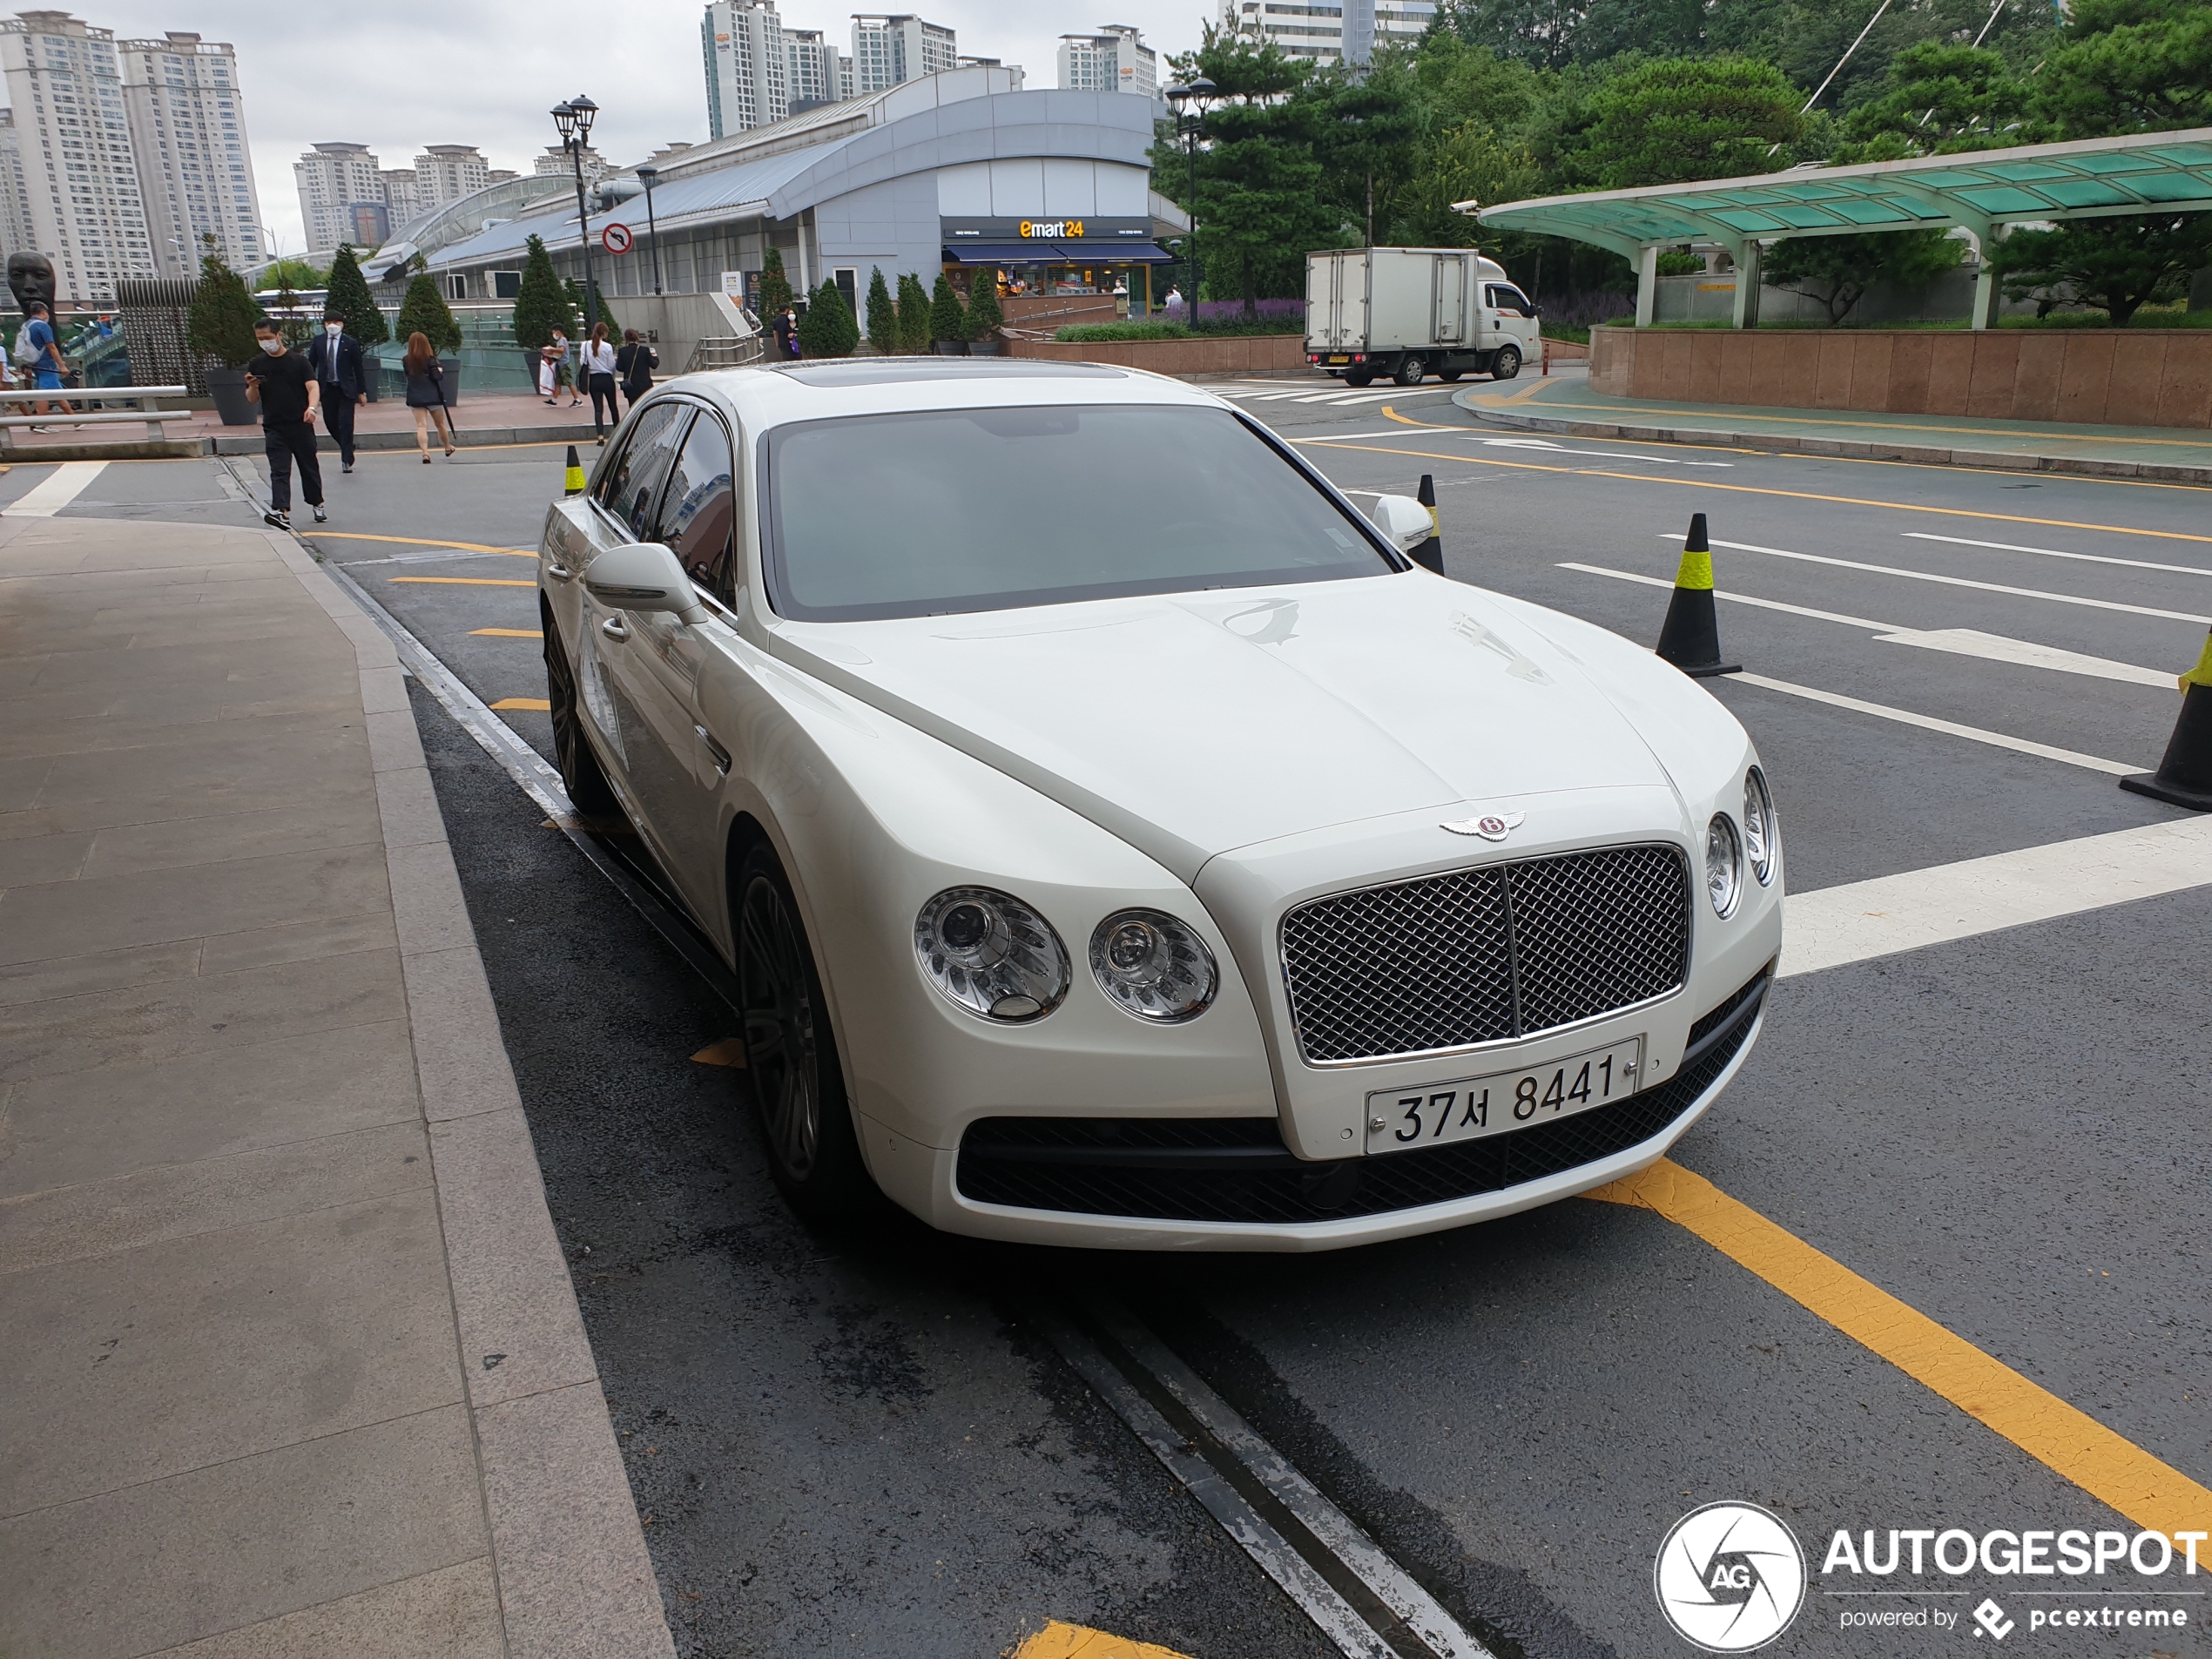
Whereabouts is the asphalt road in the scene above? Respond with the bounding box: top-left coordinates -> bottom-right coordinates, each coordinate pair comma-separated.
30,381 -> 2209,1658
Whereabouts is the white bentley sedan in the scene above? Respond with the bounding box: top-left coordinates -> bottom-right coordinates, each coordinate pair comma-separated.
536,360 -> 1782,1251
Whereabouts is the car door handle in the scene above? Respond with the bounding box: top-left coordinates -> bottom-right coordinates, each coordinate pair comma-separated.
600,616 -> 628,642
546,562 -> 574,582
695,725 -> 731,777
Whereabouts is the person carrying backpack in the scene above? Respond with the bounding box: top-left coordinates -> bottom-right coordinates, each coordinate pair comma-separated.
16,301 -> 70,424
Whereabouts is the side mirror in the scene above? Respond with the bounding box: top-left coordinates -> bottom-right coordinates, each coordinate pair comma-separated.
1364,493 -> 1434,557
582,542 -> 706,621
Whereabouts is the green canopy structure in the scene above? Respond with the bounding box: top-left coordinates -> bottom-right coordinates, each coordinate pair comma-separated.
1474,127 -> 2212,329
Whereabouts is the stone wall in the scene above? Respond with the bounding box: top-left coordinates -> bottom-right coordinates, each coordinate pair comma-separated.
1588,327 -> 2212,428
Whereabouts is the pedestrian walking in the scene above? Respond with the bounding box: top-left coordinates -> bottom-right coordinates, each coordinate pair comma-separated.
403,332 -> 457,463
17,301 -> 71,424
305,309 -> 368,473
616,327 -> 657,415
545,327 -> 580,407
244,318 -> 324,529
580,320 -> 618,442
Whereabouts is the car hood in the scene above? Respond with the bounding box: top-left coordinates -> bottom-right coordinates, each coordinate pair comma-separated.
770,574 -> 1674,883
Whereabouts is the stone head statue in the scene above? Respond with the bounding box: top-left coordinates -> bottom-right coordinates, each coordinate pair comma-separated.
8,253 -> 55,316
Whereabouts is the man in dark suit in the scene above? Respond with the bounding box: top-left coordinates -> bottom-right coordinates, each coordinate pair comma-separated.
305,309 -> 368,473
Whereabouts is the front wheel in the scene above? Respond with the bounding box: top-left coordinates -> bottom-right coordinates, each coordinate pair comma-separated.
1393,356 -> 1426,387
542,595 -> 619,818
734,845 -> 873,1220
1490,345 -> 1521,381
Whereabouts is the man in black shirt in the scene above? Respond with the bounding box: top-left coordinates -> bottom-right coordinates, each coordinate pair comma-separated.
245,319 -> 324,529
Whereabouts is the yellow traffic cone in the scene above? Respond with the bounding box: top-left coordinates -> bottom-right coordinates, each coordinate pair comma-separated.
1654,512 -> 1740,678
563,444 -> 586,497
2119,625 -> 2212,811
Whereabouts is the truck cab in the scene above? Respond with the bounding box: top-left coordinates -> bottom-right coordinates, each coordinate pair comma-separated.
1305,248 -> 1542,388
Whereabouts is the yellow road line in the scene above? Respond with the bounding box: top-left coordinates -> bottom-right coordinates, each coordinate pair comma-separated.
489,697 -> 550,711
388,576 -> 536,586
1012,1622 -> 1196,1659
470,627 -> 543,637
314,530 -> 536,556
1588,1159 -> 2212,1534
1290,439 -> 2212,546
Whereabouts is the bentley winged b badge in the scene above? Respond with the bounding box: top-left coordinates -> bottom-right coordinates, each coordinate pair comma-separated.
1441,811 -> 1525,843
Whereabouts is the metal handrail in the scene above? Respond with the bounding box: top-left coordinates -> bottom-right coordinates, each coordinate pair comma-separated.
685,335 -> 766,373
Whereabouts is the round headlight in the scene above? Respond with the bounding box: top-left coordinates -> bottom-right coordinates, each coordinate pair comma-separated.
914,887 -> 1069,1022
1705,814 -> 1743,918
1089,908 -> 1218,1022
1743,766 -> 1776,887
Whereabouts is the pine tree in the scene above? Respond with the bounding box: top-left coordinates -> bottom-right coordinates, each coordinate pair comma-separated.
185,236 -> 261,368
895,273 -> 931,353
929,273 -> 967,345
796,280 -> 860,357
563,275 -> 620,340
395,263 -> 463,356
864,266 -> 896,354
512,233 -> 570,350
324,244 -> 388,345
965,275 -> 1002,341
759,246 -> 793,318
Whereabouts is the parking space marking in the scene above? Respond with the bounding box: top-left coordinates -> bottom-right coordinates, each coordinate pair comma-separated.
1684,534 -> 2212,626
1733,672 -> 2137,775
313,531 -> 536,556
1561,563 -> 2174,687
1012,1622 -> 1196,1659
470,627 -> 543,637
1587,1159 -> 2212,1535
388,576 -> 536,587
1780,813 -> 2212,980
489,697 -> 551,711
3,460 -> 107,517
1903,531 -> 2212,579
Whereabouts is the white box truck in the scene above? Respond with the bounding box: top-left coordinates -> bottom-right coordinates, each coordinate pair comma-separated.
1305,248 -> 1542,388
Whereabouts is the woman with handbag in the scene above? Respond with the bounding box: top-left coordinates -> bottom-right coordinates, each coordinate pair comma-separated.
580,320 -> 619,443
403,332 -> 457,462
615,328 -> 657,416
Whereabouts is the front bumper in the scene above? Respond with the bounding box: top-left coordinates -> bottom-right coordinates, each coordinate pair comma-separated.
860,966 -> 1770,1251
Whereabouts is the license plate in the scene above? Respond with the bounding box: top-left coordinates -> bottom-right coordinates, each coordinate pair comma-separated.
1365,1036 -> 1645,1154
1326,354 -> 1349,363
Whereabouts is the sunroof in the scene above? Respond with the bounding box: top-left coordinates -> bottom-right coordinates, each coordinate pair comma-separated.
772,359 -> 1129,387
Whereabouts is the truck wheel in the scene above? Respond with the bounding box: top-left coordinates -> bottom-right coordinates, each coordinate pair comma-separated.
1437,368 -> 1464,383
1490,345 -> 1522,381
1393,356 -> 1426,387
1345,370 -> 1374,388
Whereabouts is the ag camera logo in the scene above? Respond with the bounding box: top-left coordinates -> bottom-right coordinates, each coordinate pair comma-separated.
1656,1501 -> 1807,1652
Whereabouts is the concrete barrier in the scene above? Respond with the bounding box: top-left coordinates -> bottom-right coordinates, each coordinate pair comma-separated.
1588,326 -> 2212,428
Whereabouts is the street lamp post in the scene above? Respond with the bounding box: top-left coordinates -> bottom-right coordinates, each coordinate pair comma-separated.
1163,77 -> 1215,309
551,95 -> 601,332
636,165 -> 664,297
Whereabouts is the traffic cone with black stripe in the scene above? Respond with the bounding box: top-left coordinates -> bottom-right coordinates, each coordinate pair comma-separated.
563,444 -> 587,497
2119,625 -> 2212,811
1654,512 -> 1741,678
1410,473 -> 1444,574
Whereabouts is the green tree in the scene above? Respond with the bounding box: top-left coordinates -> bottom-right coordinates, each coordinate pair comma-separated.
1833,43 -> 2044,162
965,275 -> 1003,341
2037,0 -> 2212,138
796,280 -> 860,356
758,245 -> 793,318
395,265 -> 463,355
1571,57 -> 1804,188
562,276 -> 620,339
864,266 -> 897,354
1312,60 -> 1424,247
1386,120 -> 1541,247
1761,227 -> 1966,324
1196,99 -> 1338,310
1987,213 -> 2212,326
512,233 -> 571,350
929,273 -> 967,343
253,256 -> 327,293
185,237 -> 261,368
324,244 -> 388,345
895,273 -> 931,353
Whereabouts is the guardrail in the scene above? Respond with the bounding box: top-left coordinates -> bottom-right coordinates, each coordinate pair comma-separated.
685,336 -> 767,374
0,384 -> 190,447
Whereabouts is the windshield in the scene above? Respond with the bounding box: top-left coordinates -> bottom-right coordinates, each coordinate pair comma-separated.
762,404 -> 1394,622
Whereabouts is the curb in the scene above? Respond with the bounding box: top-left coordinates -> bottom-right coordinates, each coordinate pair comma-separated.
1449,390 -> 2212,485
265,530 -> 676,1659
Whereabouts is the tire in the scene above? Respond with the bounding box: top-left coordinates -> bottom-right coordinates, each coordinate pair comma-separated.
1392,355 -> 1425,387
1437,368 -> 1464,383
1344,370 -> 1374,388
541,595 -> 619,818
1490,345 -> 1521,381
733,843 -> 873,1220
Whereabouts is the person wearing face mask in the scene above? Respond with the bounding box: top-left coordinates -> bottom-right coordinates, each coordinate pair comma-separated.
304,311 -> 368,474
244,318 -> 323,529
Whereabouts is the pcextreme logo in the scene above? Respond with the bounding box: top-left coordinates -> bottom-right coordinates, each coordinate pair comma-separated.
1656,1502 -> 1808,1653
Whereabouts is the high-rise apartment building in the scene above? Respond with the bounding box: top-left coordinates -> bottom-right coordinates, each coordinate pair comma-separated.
786,28 -> 849,109
379,166 -> 419,231
118,30 -> 261,278
702,0 -> 790,138
0,110 -> 37,261
1055,24 -> 1154,96
531,143 -> 609,182
1217,0 -> 1433,64
848,14 -> 954,95
411,145 -> 488,211
0,11 -> 156,299
294,140 -> 381,252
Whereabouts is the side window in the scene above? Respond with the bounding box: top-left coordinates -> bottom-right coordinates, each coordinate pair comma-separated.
592,401 -> 691,540
1487,284 -> 1533,317
653,413 -> 738,604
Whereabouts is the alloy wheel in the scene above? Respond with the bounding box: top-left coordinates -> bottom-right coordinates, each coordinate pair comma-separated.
738,873 -> 820,1181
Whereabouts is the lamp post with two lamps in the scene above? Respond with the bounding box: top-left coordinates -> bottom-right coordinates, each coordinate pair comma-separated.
551,95 -> 601,332
1162,77 -> 1215,309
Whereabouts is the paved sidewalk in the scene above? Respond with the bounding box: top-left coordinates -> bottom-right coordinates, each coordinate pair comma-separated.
1453,372 -> 2212,482
0,512 -> 671,1656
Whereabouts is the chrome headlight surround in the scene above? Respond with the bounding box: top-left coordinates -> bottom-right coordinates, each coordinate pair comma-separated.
1743,766 -> 1777,887
1089,908 -> 1218,1023
1704,813 -> 1743,919
914,887 -> 1070,1022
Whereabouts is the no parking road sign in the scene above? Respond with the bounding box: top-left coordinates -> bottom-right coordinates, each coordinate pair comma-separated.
601,222 -> 634,255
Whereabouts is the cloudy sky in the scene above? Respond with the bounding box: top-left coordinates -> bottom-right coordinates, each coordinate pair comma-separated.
64,0 -> 1209,253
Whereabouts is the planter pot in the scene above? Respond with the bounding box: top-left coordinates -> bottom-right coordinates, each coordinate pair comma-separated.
933,339 -> 969,356
206,367 -> 255,426
968,337 -> 1005,356
437,357 -> 464,406
361,367 -> 380,403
